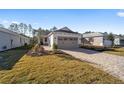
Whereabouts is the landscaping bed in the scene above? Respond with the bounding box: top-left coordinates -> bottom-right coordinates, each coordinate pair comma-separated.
80,45 -> 124,56
80,45 -> 109,51
104,47 -> 124,56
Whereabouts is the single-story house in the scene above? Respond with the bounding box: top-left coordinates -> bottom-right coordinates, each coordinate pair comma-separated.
82,32 -> 112,47
47,27 -> 82,49
114,36 -> 124,46
0,27 -> 30,52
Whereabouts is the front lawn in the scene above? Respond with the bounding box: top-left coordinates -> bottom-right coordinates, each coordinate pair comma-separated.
0,46 -> 32,70
0,48 -> 123,83
104,47 -> 124,56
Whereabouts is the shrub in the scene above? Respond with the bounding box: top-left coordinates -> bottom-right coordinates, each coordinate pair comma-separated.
24,43 -> 27,46
2,46 -> 7,49
52,43 -> 58,50
33,44 -> 45,53
80,44 -> 107,51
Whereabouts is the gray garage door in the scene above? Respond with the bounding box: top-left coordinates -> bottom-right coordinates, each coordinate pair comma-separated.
120,40 -> 124,46
58,37 -> 78,49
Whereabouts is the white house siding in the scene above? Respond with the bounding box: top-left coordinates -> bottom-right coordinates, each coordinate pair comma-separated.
0,29 -> 30,52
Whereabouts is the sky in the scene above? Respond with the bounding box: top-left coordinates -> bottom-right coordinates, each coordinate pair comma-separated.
0,9 -> 124,34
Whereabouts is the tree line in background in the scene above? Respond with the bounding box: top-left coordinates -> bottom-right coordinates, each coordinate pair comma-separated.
0,23 -> 33,37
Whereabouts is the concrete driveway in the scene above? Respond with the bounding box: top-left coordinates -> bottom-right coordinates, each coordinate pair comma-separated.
43,46 -> 124,81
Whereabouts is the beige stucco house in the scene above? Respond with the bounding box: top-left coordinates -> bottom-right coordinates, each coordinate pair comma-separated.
82,32 -> 112,47
47,27 -> 82,49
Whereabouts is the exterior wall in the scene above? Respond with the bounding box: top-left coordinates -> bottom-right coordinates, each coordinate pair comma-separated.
114,38 -> 120,45
48,32 -> 81,49
103,40 -> 112,47
92,37 -> 104,46
19,35 -> 30,46
0,30 -> 30,52
42,37 -> 48,45
48,34 -> 54,49
54,32 -> 81,45
114,38 -> 124,46
82,36 -> 112,47
120,40 -> 124,46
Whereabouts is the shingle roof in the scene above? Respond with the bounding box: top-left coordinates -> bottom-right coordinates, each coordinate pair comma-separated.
55,27 -> 78,34
0,27 -> 29,38
83,32 -> 104,38
114,35 -> 124,40
0,27 -> 18,36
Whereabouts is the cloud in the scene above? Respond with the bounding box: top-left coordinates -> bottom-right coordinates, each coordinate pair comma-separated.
11,21 -> 19,24
0,20 -> 20,28
117,11 -> 124,17
2,20 -> 10,24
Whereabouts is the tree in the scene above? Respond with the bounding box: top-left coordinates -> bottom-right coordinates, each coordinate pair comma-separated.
50,26 -> 57,31
0,24 -> 4,28
28,24 -> 33,36
119,34 -> 123,37
108,32 -> 114,46
13,23 -> 19,32
8,23 -> 19,33
18,23 -> 24,34
9,23 -> 15,31
23,24 -> 28,35
84,31 -> 93,34
35,28 -> 51,44
37,30 -> 42,44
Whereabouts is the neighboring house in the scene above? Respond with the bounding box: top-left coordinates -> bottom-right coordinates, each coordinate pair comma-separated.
48,27 -> 82,49
0,27 -> 30,52
82,32 -> 112,47
114,36 -> 124,46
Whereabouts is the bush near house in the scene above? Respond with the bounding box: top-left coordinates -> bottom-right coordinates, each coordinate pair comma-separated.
52,43 -> 58,50
104,47 -> 124,56
80,45 -> 108,51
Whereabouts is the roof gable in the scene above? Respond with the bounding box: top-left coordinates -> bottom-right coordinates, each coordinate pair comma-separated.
55,27 -> 78,34
59,27 -> 72,31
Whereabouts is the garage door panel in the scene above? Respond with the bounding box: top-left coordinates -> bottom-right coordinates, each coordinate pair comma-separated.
58,37 -> 78,49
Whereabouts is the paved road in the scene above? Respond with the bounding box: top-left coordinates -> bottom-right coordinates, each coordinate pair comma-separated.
44,46 -> 124,81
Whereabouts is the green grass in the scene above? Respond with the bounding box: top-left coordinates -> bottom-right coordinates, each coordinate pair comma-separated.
104,47 -> 124,56
0,47 -> 123,83
0,46 -> 32,70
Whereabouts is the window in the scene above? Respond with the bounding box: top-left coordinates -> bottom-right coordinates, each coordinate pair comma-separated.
10,39 -> 13,48
89,37 -> 94,42
58,38 -> 63,40
64,38 -> 67,40
70,38 -> 73,40
20,38 -> 22,43
45,38 -> 47,42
